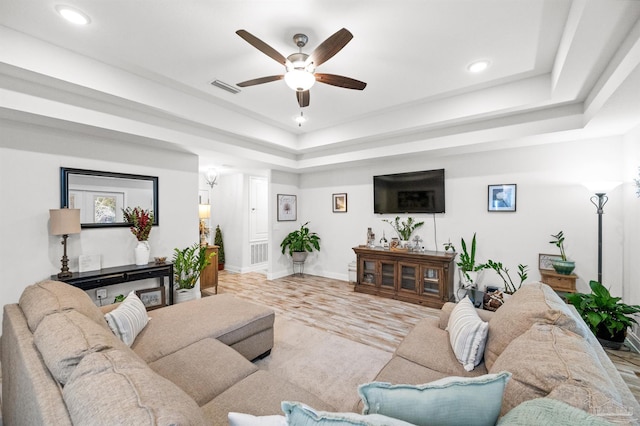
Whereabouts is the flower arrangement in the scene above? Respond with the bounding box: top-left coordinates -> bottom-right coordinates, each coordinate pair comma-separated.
122,207 -> 154,241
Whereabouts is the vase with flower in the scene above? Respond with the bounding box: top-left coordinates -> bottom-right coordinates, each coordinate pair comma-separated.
123,207 -> 154,265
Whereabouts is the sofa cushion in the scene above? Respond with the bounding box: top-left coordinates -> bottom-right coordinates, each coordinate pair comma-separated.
281,402 -> 415,426
19,280 -> 108,332
496,398 -> 613,426
149,337 -> 258,406
132,294 -> 274,363
104,291 -> 149,346
484,282 -> 588,370
33,310 -> 130,385
489,323 -> 633,421
358,372 -> 511,426
201,370 -> 334,425
63,349 -> 207,425
228,412 -> 287,426
447,295 -> 489,371
395,317 -> 488,377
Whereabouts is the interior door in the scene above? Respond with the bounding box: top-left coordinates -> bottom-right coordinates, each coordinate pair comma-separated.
249,176 -> 268,241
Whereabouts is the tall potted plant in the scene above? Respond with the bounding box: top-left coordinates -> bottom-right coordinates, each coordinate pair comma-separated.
172,243 -> 215,303
280,222 -> 321,264
566,280 -> 640,349
549,231 -> 575,275
382,216 -> 424,247
122,207 -> 154,265
214,225 -> 225,270
455,233 -> 486,288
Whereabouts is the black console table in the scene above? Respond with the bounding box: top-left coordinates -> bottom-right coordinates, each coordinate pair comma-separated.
52,262 -> 174,305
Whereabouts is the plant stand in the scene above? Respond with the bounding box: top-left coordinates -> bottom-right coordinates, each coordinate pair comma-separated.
293,260 -> 305,277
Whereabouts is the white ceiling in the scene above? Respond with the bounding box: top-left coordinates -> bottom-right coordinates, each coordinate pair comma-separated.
1,0 -> 639,173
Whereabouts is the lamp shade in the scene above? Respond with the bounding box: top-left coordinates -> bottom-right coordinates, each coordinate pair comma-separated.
49,209 -> 81,235
199,204 -> 211,219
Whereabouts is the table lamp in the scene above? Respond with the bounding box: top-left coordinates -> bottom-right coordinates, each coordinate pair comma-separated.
199,204 -> 211,246
50,208 -> 81,278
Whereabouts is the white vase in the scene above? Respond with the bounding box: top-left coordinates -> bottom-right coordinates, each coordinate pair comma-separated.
176,288 -> 196,303
134,240 -> 150,265
459,270 -> 479,289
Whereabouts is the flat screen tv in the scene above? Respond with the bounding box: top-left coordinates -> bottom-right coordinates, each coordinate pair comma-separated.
374,169 -> 445,214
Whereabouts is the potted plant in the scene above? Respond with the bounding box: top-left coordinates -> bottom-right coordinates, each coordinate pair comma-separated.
455,233 -> 487,288
172,243 -> 216,303
214,225 -> 225,270
122,206 -> 154,265
280,222 -> 321,264
566,280 -> 640,349
382,216 -> 424,247
549,231 -> 575,275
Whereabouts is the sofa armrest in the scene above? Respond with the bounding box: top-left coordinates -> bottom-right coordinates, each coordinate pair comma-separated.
438,302 -> 495,329
100,303 -> 120,315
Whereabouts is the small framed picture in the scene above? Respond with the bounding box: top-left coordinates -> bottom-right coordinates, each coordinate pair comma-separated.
332,193 -> 347,213
539,253 -> 562,271
488,184 -> 517,212
135,287 -> 166,311
277,194 -> 297,221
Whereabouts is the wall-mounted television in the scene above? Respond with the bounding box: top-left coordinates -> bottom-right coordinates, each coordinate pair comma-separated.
374,169 -> 445,214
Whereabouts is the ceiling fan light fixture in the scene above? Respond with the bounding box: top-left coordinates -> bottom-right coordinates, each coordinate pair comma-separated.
55,5 -> 91,25
284,69 -> 316,91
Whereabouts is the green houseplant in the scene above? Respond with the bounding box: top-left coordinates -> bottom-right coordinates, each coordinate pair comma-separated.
280,222 -> 321,263
383,216 -> 424,244
455,233 -> 487,287
173,243 -> 215,302
566,280 -> 640,349
549,231 -> 575,275
214,225 -> 225,270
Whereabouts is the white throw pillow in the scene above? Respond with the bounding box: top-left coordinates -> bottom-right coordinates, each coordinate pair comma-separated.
228,412 -> 287,426
447,295 -> 489,371
104,291 -> 149,346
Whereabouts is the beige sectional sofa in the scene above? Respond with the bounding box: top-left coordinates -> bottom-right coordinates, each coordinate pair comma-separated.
374,282 -> 640,424
1,280 -> 332,425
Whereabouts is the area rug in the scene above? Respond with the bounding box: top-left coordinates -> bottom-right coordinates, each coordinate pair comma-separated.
255,315 -> 393,412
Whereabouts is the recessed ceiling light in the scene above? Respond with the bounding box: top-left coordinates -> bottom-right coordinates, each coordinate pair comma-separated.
467,60 -> 490,73
55,5 -> 91,25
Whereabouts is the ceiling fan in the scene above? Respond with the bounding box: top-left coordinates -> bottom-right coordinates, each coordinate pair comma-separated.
236,28 -> 367,108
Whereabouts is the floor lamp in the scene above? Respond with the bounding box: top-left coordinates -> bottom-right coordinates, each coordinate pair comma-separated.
586,182 -> 620,284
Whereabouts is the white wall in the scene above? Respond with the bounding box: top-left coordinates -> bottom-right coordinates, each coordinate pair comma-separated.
0,120 -> 199,329
269,136 -> 630,299
623,125 -> 640,304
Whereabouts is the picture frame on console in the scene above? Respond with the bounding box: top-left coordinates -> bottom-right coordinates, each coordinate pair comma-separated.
135,287 -> 166,311
332,193 -> 347,213
277,194 -> 297,221
488,184 -> 517,212
539,253 -> 563,271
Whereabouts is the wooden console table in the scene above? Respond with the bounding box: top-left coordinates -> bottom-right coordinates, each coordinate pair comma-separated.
540,269 -> 577,293
200,245 -> 219,295
353,246 -> 455,309
53,262 -> 175,305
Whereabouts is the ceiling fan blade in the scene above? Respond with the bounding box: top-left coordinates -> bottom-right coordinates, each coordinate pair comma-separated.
297,90 -> 310,108
237,75 -> 284,87
236,30 -> 287,65
315,73 -> 367,90
309,28 -> 353,67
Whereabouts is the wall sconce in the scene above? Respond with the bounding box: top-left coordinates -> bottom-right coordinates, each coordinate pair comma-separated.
205,168 -> 218,188
49,208 -> 81,278
584,181 -> 621,283
199,204 -> 211,246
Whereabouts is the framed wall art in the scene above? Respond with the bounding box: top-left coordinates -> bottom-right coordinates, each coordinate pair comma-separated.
488,184 -> 517,212
277,194 -> 297,221
539,253 -> 562,271
135,287 -> 166,311
332,193 -> 347,213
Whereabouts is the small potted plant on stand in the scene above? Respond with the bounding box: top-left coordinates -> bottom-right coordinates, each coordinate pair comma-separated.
214,225 -> 225,270
549,231 -> 575,275
173,243 -> 215,303
567,280 -> 640,349
382,216 -> 424,248
122,207 -> 154,265
280,222 -> 321,267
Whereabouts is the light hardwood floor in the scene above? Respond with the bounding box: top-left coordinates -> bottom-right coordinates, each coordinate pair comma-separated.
212,270 -> 640,402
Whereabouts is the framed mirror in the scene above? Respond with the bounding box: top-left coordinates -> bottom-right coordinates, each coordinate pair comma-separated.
60,168 -> 159,228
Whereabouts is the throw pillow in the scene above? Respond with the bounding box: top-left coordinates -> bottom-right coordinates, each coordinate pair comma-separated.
228,412 -> 287,426
496,398 -> 614,426
33,310 -> 128,384
358,372 -> 511,426
446,295 -> 489,371
104,291 -> 149,346
282,402 -> 414,426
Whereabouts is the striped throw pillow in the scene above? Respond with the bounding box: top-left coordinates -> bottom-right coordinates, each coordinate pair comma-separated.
447,295 -> 489,371
105,291 -> 149,346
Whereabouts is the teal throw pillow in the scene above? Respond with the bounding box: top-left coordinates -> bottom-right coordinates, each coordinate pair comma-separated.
497,398 -> 612,426
281,401 -> 415,426
358,372 -> 512,426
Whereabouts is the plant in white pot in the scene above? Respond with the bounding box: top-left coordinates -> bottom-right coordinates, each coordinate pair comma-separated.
280,222 -> 321,264
382,216 -> 424,247
172,243 -> 215,303
455,233 -> 486,289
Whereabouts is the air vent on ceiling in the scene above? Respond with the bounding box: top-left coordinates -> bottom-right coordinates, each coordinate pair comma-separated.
210,79 -> 241,94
